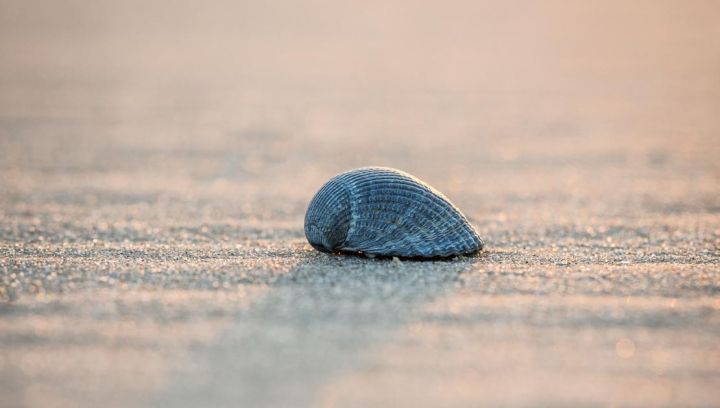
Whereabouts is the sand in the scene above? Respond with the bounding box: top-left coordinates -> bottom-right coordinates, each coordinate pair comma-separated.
1,1 -> 719,406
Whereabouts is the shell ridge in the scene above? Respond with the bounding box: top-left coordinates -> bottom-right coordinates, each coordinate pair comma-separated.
345,183 -> 461,256
304,176 -> 353,251
304,167 -> 483,258
342,173 -> 362,251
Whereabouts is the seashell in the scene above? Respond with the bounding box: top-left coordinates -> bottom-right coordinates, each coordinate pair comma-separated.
304,167 -> 483,258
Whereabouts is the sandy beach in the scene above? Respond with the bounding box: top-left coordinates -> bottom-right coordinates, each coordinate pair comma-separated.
1,1 -> 719,406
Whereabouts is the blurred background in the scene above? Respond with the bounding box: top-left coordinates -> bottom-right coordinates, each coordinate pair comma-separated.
2,0 -> 718,226
1,1 -> 719,407
2,0 -> 718,181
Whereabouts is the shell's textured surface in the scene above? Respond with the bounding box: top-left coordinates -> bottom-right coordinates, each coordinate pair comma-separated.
304,167 -> 483,258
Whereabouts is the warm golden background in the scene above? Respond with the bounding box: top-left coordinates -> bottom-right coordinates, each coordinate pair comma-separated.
1,1 -> 719,407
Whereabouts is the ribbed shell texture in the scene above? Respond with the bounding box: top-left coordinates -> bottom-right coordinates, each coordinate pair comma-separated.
304,167 -> 483,258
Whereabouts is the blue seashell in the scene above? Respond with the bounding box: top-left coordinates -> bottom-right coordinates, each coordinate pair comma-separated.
304,167 -> 483,258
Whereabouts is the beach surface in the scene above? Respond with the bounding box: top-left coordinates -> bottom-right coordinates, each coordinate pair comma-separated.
1,1 -> 719,406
